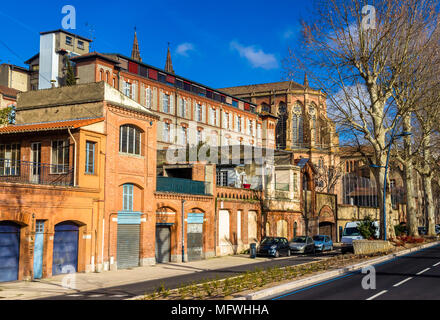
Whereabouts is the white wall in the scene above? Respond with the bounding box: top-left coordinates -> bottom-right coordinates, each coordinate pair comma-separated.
39,33 -> 58,89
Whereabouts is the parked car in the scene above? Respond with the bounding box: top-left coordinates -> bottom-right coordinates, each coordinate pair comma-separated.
341,221 -> 380,254
289,236 -> 315,254
436,225 -> 440,235
257,237 -> 291,258
313,235 -> 333,252
418,226 -> 427,235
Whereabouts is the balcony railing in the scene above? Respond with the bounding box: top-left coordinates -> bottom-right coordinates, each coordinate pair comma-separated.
156,176 -> 211,195
0,159 -> 74,187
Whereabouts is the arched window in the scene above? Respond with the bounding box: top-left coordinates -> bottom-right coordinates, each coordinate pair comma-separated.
293,222 -> 298,238
292,104 -> 303,147
276,102 -> 287,149
119,125 -> 142,155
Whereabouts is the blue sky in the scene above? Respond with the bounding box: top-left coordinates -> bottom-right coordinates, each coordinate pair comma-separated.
0,0 -> 312,89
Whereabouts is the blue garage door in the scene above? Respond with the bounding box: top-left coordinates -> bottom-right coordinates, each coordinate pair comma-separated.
52,222 -> 79,275
0,222 -> 20,282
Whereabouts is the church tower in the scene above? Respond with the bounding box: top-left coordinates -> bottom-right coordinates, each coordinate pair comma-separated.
164,43 -> 174,74
131,28 -> 142,62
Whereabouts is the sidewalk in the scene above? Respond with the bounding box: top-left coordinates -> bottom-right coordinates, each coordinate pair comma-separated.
0,254 -> 321,300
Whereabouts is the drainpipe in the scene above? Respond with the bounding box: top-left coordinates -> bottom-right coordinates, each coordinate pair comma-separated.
181,199 -> 186,262
68,128 -> 77,187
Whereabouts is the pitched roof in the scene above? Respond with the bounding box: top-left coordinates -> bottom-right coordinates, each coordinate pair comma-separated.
70,52 -> 120,64
0,117 -> 104,134
0,85 -> 20,99
220,81 -> 306,96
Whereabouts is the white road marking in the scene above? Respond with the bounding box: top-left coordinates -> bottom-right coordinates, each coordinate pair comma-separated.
111,295 -> 127,298
393,277 -> 413,287
433,262 -> 440,267
416,268 -> 430,275
88,294 -> 104,297
366,290 -> 388,300
67,294 -> 82,297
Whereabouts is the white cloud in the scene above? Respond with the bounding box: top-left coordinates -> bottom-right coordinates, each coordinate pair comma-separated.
230,41 -> 278,70
176,43 -> 195,57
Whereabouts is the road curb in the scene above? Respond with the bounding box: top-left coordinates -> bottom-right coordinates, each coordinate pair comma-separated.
236,241 -> 440,300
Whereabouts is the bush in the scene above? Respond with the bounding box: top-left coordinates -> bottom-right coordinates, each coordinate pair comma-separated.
394,224 -> 408,236
357,215 -> 378,240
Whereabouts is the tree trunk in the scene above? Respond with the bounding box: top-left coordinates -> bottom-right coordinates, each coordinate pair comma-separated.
424,174 -> 436,236
403,115 -> 418,236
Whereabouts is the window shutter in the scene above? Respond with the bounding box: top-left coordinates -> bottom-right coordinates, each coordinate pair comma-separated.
170,123 -> 175,144
140,84 -> 145,106
159,91 -> 164,112
202,104 -> 206,123
216,109 -> 220,127
170,94 -> 174,115
153,87 -> 157,110
178,97 -> 183,117
157,121 -> 164,142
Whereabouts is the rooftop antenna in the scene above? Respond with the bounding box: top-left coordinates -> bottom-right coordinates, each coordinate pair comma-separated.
85,22 -> 96,51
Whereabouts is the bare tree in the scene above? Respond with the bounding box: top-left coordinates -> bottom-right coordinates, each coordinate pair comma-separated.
285,0 -> 440,239
315,163 -> 343,194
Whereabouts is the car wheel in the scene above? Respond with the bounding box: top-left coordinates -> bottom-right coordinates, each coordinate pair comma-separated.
274,250 -> 280,258
287,249 -> 291,257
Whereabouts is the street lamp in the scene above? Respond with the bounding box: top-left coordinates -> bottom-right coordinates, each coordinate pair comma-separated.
370,128 -> 411,241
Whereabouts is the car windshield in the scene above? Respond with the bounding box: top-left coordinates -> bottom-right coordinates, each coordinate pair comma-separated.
291,237 -> 306,243
342,227 -> 360,236
261,237 -> 279,245
313,236 -> 325,241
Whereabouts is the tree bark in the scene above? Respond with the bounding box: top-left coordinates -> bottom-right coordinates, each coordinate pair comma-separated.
403,115 -> 418,236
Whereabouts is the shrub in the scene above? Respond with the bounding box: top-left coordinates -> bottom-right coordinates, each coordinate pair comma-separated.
358,215 -> 378,239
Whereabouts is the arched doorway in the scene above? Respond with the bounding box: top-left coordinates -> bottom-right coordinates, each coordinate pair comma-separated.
53,221 -> 79,275
293,222 -> 298,238
0,221 -> 20,282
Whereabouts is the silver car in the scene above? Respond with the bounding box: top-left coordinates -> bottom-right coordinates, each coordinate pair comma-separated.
289,236 -> 315,254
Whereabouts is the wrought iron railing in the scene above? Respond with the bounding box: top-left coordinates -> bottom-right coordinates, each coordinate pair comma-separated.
156,176 -> 212,195
0,159 -> 74,186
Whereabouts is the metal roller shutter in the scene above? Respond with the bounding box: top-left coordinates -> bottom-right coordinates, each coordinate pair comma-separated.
187,223 -> 203,262
0,222 -> 20,282
117,224 -> 140,269
155,226 -> 171,263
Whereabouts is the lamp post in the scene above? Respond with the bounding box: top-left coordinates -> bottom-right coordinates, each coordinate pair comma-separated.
181,199 -> 186,262
370,128 -> 411,240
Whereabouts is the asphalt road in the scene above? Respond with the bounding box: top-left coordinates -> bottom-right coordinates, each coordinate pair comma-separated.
38,250 -> 339,300
271,243 -> 440,300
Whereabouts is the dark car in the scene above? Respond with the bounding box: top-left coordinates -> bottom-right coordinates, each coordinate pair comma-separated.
418,226 -> 427,235
257,237 -> 291,258
289,236 -> 315,254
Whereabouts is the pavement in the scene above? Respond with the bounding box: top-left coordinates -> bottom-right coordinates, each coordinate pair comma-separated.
0,250 -> 338,300
269,242 -> 440,300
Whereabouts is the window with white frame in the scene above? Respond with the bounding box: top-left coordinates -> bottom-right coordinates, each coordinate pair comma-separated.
216,171 -> 228,186
180,126 -> 187,145
237,116 -> 242,132
123,184 -> 134,211
210,107 -> 216,126
51,140 -> 70,173
119,125 -> 141,155
179,98 -> 187,118
123,81 -> 131,97
197,130 -> 203,145
257,123 -> 262,139
0,143 -> 20,176
163,93 -> 170,113
163,123 -> 171,142
196,103 -> 203,122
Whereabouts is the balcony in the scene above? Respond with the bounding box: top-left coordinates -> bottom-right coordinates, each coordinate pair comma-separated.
156,176 -> 211,196
0,159 -> 74,187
